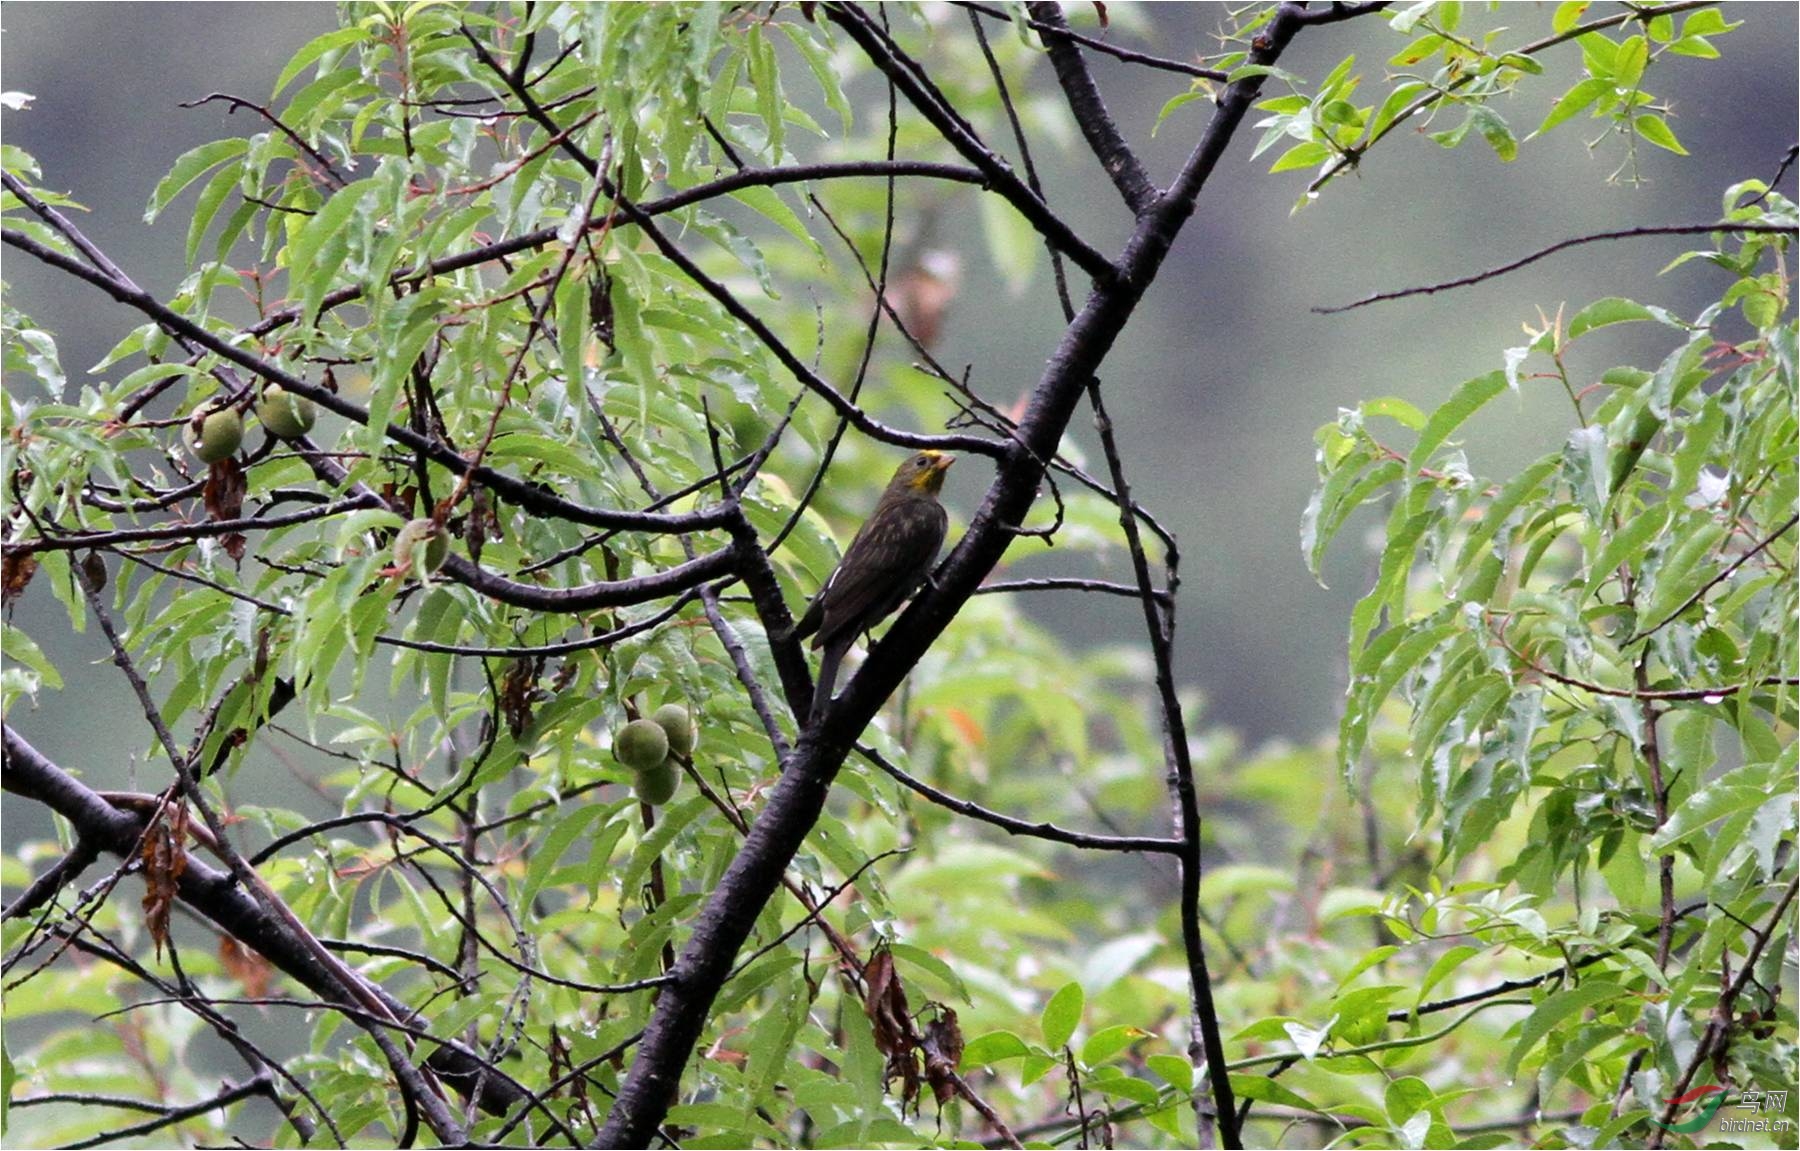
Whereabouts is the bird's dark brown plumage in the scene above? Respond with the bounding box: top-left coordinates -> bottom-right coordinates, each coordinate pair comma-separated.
786,451 -> 953,718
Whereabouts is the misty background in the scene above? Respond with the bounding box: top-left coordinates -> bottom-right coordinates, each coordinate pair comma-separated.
4,1 -> 1795,807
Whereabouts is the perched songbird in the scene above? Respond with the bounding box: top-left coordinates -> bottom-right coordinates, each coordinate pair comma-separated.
786,450 -> 955,719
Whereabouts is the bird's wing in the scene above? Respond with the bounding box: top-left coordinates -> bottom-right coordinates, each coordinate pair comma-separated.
813,501 -> 946,648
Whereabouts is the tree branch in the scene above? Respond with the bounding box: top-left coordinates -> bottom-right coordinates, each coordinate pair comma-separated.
857,743 -> 1184,855
0,726 -> 528,1121
1025,2 -> 1159,215
593,6 -> 1326,1143
0,225 -> 733,536
1316,223 -> 1798,314
953,1 -> 1227,81
822,2 -> 1118,284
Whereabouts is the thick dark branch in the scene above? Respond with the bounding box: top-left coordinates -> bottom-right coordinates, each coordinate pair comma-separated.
1025,3 -> 1158,215
1317,222 -> 1799,314
822,2 -> 1118,284
1289,1 -> 1392,24
0,726 -> 527,1119
439,540 -> 736,612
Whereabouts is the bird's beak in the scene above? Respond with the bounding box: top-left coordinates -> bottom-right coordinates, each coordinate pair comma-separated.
933,453 -> 956,473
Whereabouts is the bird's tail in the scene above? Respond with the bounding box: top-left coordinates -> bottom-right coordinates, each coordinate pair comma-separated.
810,639 -> 846,722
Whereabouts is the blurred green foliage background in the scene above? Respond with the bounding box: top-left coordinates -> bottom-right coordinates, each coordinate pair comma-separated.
3,0 -> 1794,782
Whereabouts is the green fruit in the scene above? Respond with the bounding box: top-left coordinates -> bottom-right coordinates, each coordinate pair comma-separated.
186,406 -> 243,463
255,384 -> 317,440
613,719 -> 669,772
394,518 -> 450,574
632,759 -> 680,805
652,703 -> 696,758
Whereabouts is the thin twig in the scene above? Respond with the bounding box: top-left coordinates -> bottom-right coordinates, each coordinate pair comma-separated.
1316,223 -> 1797,314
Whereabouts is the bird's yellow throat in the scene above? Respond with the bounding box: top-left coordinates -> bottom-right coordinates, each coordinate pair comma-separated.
909,452 -> 954,493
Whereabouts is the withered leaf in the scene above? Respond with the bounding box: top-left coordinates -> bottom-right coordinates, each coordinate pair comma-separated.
218,935 -> 272,998
864,947 -> 922,1108
500,655 -> 547,738
3,551 -> 39,604
141,800 -> 191,961
921,1007 -> 965,1105
202,455 -> 246,523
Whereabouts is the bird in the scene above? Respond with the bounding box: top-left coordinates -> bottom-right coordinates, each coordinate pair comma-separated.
784,450 -> 955,720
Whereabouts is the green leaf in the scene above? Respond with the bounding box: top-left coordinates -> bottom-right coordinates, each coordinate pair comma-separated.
1633,115 -> 1688,155
1533,77 -> 1610,138
1385,1076 -> 1434,1124
521,802 -> 608,910
1369,82 -> 1429,140
1226,64 -> 1304,86
1415,944 -> 1481,1007
1612,35 -> 1648,87
961,1031 -> 1032,1067
1665,35 -> 1720,59
1651,763 -> 1779,853
1567,297 -> 1661,339
274,26 -> 370,98
1389,34 -> 1445,67
1506,983 -> 1625,1078
555,268 -> 590,406
778,23 -> 852,134
145,137 -> 249,223
1681,10 -> 1741,36
1410,371 -> 1507,473
1582,501 -> 1669,600
0,1041 -> 12,1135
1230,1072 -> 1328,1114
729,184 -> 816,247
1080,1025 -> 1147,1067
1468,106 -> 1517,162
746,974 -> 808,1100
1154,90 -> 1209,137
2,623 -> 64,693
185,161 -> 243,268
1040,981 -> 1084,1051
1600,831 -> 1649,908
1147,1054 -> 1192,1091
1579,32 -> 1620,80
1613,36 -> 1648,87
289,178 -> 375,319
888,942 -> 972,1004
1270,141 -> 1331,174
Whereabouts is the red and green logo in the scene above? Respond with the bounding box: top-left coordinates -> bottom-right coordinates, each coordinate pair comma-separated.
1652,1085 -> 1728,1134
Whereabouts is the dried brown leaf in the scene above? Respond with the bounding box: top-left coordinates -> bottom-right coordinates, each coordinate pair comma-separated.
3,551 -> 39,604
218,935 -> 272,997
